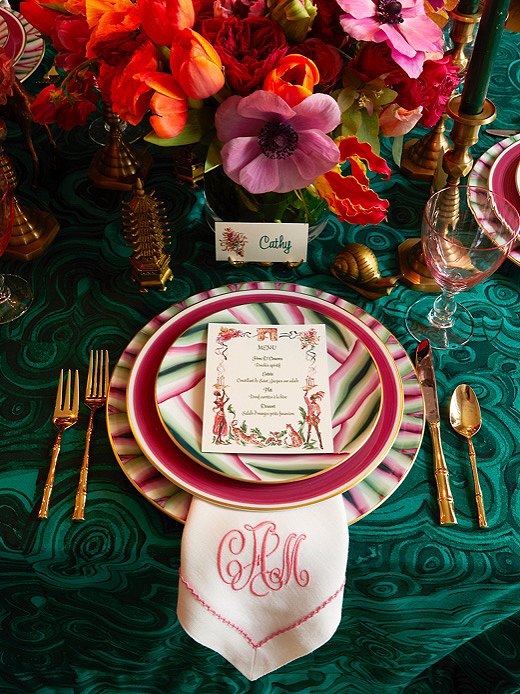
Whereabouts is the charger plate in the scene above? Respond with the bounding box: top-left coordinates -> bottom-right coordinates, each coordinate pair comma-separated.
13,11 -> 45,83
108,284 -> 424,521
470,133 -> 520,267
156,304 -> 385,482
126,285 -> 406,510
0,8 -> 26,63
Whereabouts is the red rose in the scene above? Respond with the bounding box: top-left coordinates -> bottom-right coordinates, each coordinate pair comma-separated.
201,16 -> 288,95
387,56 -> 461,127
349,43 -> 397,83
310,0 -> 349,49
30,84 -> 96,130
293,38 -> 343,91
53,15 -> 90,71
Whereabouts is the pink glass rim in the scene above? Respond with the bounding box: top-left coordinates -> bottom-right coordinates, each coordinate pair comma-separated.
127,290 -> 403,508
424,185 -> 520,250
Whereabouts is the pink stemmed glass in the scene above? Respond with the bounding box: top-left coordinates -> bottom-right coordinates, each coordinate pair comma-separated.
0,172 -> 33,323
405,185 -> 520,349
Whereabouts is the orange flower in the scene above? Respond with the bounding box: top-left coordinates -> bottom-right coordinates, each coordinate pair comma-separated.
170,29 -> 224,100
85,0 -> 142,63
263,54 -> 319,107
138,0 -> 195,46
314,136 -> 391,225
101,40 -> 159,125
140,72 -> 189,138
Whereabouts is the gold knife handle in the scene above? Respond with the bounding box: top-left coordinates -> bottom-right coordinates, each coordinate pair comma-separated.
467,438 -> 488,528
429,421 -> 457,525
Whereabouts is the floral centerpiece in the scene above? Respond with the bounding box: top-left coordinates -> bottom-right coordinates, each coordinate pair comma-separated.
21,0 -> 459,228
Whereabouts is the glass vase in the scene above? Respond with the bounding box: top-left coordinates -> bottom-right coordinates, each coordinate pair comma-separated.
204,166 -> 330,241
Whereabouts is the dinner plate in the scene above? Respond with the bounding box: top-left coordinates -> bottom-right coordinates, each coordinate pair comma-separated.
0,8 -> 26,63
108,283 -> 424,522
470,133 -> 520,266
13,11 -> 45,83
156,304 -> 384,482
127,285 -> 405,509
488,140 -> 520,218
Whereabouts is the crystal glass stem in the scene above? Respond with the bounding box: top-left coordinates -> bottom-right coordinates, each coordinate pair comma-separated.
428,290 -> 458,329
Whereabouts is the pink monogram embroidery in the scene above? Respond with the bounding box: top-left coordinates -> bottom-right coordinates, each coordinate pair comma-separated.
217,521 -> 310,597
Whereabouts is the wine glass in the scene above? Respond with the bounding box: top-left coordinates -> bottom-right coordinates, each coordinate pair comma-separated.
405,185 -> 520,349
0,172 -> 33,323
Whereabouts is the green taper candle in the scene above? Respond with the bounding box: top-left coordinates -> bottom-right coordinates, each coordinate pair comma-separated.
459,0 -> 511,115
457,0 -> 480,14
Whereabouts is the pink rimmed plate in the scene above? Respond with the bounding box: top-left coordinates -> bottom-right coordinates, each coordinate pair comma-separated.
0,8 -> 26,63
13,11 -> 45,83
470,133 -> 520,266
489,140 -> 520,218
156,304 -> 384,482
126,286 -> 405,510
107,283 -> 424,522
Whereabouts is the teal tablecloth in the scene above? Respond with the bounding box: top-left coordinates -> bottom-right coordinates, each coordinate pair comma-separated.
1,31 -> 519,694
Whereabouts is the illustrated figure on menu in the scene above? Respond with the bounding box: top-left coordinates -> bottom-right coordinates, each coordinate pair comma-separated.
303,386 -> 325,449
212,388 -> 230,444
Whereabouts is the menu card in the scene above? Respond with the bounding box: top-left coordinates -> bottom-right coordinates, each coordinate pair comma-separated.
201,323 -> 334,454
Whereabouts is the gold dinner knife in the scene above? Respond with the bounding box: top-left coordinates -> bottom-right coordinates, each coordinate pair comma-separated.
415,339 -> 457,525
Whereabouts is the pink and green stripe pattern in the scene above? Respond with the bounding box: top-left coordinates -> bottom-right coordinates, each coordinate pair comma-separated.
107,283 -> 424,522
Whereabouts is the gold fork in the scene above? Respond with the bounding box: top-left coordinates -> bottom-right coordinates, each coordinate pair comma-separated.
72,350 -> 109,521
38,369 -> 80,519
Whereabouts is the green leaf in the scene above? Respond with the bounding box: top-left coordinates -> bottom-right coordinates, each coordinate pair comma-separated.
372,87 -> 398,107
392,135 -> 404,166
356,110 -> 380,154
336,87 -> 358,112
341,108 -> 361,137
204,139 -> 223,173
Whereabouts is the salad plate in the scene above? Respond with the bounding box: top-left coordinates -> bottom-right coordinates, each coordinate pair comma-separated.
0,8 -> 26,63
12,11 -> 45,83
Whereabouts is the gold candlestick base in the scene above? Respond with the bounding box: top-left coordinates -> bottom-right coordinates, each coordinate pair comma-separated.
398,238 -> 441,292
437,95 -> 496,189
400,116 -> 450,181
0,137 -> 59,261
88,104 -> 152,191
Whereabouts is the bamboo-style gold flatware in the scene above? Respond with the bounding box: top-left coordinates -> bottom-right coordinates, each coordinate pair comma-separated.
72,350 -> 109,521
450,384 -> 487,528
38,369 -> 80,519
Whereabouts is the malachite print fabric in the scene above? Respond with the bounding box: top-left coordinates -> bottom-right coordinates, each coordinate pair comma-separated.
1,31 -> 519,694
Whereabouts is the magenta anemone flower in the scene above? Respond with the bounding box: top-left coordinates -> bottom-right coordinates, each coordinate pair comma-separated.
215,90 -> 341,194
336,0 -> 443,78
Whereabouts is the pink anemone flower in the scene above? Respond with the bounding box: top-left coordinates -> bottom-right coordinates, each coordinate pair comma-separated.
215,90 -> 341,194
336,0 -> 443,78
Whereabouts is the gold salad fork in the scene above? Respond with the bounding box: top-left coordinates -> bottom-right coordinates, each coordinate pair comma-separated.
72,350 -> 109,521
38,369 -> 80,519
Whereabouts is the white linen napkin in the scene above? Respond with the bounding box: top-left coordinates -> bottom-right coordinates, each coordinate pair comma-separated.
177,496 -> 348,680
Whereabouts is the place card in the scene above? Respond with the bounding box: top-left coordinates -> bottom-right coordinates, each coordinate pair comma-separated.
201,323 -> 334,454
215,222 -> 308,263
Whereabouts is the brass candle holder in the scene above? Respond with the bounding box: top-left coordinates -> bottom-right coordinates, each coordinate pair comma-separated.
0,128 -> 59,261
400,7 -> 482,182
399,94 -> 496,291
88,104 -> 152,191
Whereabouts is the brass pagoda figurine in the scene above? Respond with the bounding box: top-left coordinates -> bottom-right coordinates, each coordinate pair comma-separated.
122,179 -> 173,291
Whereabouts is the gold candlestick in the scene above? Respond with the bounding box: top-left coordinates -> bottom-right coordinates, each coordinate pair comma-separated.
400,8 -> 482,182
88,104 -> 153,191
0,130 -> 59,261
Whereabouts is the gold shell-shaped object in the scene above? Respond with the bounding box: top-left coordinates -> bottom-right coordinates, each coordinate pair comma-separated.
331,243 -> 400,299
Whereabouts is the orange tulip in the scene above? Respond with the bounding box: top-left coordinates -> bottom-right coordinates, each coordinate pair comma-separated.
263,54 -> 320,107
169,29 -> 225,100
141,72 -> 189,138
138,0 -> 195,46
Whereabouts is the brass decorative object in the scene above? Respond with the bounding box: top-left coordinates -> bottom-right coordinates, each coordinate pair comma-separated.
400,8 -> 482,182
173,144 -> 205,186
331,243 -> 400,299
0,125 -> 59,261
88,103 -> 153,191
122,179 -> 173,291
397,238 -> 441,292
439,94 -> 496,187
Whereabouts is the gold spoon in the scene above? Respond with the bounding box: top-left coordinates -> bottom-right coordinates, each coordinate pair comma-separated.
449,384 -> 487,528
